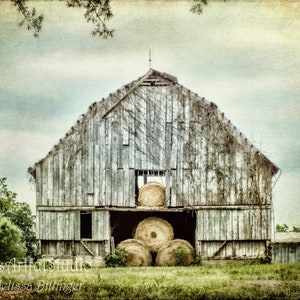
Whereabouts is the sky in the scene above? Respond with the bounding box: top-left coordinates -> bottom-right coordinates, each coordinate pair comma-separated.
0,0 -> 299,228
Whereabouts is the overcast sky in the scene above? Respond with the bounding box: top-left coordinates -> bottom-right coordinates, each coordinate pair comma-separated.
0,1 -> 299,227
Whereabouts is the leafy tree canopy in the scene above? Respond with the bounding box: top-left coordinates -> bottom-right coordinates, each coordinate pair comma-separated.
10,0 -> 208,38
276,224 -> 300,233
0,178 -> 36,260
0,217 -> 26,261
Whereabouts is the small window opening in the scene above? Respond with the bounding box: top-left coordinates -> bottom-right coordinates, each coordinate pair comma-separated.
80,212 -> 92,239
135,170 -> 166,200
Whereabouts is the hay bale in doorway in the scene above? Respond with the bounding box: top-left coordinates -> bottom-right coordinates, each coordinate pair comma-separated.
116,239 -> 152,267
137,182 -> 165,207
134,217 -> 174,252
156,239 -> 194,266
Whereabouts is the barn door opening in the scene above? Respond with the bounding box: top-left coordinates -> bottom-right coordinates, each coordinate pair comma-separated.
109,210 -> 196,248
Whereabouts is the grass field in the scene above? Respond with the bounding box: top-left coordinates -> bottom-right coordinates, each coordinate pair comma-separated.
0,262 -> 300,299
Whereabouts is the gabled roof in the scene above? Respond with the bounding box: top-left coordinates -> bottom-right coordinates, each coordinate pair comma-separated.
28,68 -> 279,176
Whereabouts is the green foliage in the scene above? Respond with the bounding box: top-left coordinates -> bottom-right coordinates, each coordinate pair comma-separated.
0,177 -> 36,259
103,249 -> 128,267
190,0 -> 208,14
260,255 -> 272,264
260,243 -> 272,264
0,217 -> 26,261
4,202 -> 36,258
172,246 -> 192,266
0,177 -> 17,213
276,224 -> 300,232
66,0 -> 114,38
10,0 -> 212,38
192,253 -> 202,266
11,0 -> 44,37
11,0 -> 114,38
276,224 -> 289,232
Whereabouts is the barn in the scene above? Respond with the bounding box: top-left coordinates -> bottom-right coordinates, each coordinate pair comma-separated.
272,233 -> 300,263
28,69 -> 279,265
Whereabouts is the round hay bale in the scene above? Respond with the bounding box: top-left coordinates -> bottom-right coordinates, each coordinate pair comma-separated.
116,239 -> 152,267
156,239 -> 194,266
137,182 -> 165,207
134,217 -> 174,252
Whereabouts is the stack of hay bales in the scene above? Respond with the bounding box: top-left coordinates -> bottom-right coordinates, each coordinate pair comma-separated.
117,217 -> 194,267
116,183 -> 194,266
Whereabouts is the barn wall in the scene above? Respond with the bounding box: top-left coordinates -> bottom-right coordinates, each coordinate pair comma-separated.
40,240 -> 110,257
196,207 -> 271,259
37,210 -> 110,241
35,85 -> 274,209
272,243 -> 300,263
199,241 -> 267,259
196,207 -> 271,241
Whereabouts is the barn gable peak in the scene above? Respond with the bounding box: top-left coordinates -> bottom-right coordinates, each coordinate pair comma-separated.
141,69 -> 178,86
102,69 -> 177,118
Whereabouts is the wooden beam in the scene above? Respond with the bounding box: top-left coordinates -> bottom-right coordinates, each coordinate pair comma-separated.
211,240 -> 227,258
80,240 -> 95,256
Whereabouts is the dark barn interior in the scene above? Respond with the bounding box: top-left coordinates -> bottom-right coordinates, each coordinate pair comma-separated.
110,210 -> 196,247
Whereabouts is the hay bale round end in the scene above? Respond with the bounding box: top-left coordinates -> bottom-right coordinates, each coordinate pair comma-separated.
137,182 -> 165,207
156,239 -> 194,266
134,217 -> 174,252
116,239 -> 152,267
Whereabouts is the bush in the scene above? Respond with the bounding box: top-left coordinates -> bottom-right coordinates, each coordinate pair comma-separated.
103,249 -> 128,267
172,246 -> 191,266
192,254 -> 202,266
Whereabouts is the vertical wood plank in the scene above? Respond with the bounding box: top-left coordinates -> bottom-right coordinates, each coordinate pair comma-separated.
35,165 -> 42,206
98,121 -> 106,206
47,156 -> 53,207
94,127 -> 100,206
41,160 -> 47,206
53,153 -> 59,206
92,211 -> 110,240
87,117 -> 94,195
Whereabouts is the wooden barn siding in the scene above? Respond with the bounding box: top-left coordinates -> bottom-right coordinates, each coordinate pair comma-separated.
36,85 -> 273,208
37,210 -> 110,241
200,241 -> 267,259
196,208 -> 271,241
272,243 -> 300,263
40,241 -> 110,257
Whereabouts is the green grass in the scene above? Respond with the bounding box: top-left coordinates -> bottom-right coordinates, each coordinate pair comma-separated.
0,262 -> 300,299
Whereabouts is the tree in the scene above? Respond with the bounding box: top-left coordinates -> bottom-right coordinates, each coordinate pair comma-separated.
292,226 -> 300,232
10,0 -> 208,38
276,224 -> 300,233
0,217 -> 26,262
0,178 -> 36,259
0,177 -> 17,213
4,202 -> 36,258
276,224 -> 289,232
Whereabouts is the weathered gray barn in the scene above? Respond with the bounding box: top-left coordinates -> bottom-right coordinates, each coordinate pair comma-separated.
28,69 -> 279,262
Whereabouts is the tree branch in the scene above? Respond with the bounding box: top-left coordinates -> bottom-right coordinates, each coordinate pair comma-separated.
11,0 -> 44,37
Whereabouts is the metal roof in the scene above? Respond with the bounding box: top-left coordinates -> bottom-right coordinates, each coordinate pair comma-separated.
274,232 -> 300,243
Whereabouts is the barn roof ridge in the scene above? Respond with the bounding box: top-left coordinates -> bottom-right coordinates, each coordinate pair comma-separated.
28,68 -> 279,177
